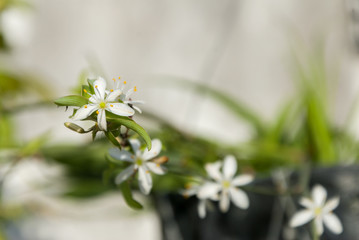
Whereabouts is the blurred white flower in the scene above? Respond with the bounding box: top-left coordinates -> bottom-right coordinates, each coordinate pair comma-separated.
290,184 -> 343,236
0,7 -> 34,48
72,77 -> 134,131
198,155 -> 253,212
109,139 -> 165,195
181,183 -> 218,218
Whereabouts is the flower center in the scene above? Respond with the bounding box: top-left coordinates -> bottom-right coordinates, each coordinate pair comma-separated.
99,102 -> 106,109
314,207 -> 322,216
136,159 -> 143,166
222,180 -> 231,189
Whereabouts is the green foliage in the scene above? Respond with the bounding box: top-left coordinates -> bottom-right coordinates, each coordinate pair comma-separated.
119,181 -> 143,210
109,117 -> 152,150
54,95 -> 88,107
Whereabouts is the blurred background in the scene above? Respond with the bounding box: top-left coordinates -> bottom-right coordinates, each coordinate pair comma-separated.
1,0 -> 359,239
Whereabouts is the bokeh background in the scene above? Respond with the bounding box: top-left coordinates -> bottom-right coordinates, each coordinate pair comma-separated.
1,0 -> 359,239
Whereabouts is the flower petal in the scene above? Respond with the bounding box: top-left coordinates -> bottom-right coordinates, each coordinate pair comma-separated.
198,199 -> 206,219
146,162 -> 165,175
133,105 -> 142,114
197,182 -> 221,199
223,155 -> 237,180
97,109 -> 107,131
323,197 -> 340,213
93,77 -> 107,100
142,139 -> 162,161
205,161 -> 222,182
219,190 -> 230,212
289,210 -> 314,227
72,104 -> 98,120
229,187 -> 249,209
315,216 -> 324,236
129,139 -> 141,155
106,103 -> 135,117
108,148 -> 134,162
89,94 -> 99,104
232,174 -> 253,186
115,165 -> 135,185
323,213 -> 343,234
312,184 -> 327,207
124,100 -> 145,105
106,89 -> 122,102
138,166 -> 152,195
299,197 -> 315,209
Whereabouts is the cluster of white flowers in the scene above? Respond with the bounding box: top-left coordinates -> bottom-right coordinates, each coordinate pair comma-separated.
72,77 -> 143,131
182,157 -> 343,237
183,155 -> 254,218
109,138 -> 165,194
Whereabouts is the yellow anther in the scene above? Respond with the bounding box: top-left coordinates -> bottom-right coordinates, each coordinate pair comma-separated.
112,78 -> 116,81
123,81 -> 127,84
146,170 -> 150,174
110,104 -> 113,107
110,89 -> 114,92
83,89 -> 87,93
134,86 -> 137,92
185,183 -> 191,189
96,110 -> 99,114
95,85 -> 98,88
84,105 -> 88,109
118,77 -> 121,79
156,163 -> 160,167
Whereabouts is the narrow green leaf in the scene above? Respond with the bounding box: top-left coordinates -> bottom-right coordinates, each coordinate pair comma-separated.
109,117 -> 152,150
54,95 -> 88,107
105,131 -> 122,148
119,181 -> 143,210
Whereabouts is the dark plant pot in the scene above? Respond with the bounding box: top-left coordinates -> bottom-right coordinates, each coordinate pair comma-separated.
154,166 -> 359,240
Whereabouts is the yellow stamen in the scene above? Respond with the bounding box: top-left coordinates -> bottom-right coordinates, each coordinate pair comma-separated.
156,163 -> 160,167
96,110 -> 99,114
84,105 -> 88,109
110,89 -> 114,92
112,78 -> 116,82
134,86 -> 137,92
95,85 -> 98,88
146,170 -> 150,174
83,89 -> 87,93
110,104 -> 113,107
123,81 -> 127,84
118,77 -> 121,79
185,183 -> 191,189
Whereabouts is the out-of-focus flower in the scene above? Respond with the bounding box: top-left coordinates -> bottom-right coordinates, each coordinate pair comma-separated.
0,7 -> 34,49
290,184 -> 343,236
198,155 -> 253,212
181,183 -> 218,218
72,77 -> 134,131
109,139 -> 165,194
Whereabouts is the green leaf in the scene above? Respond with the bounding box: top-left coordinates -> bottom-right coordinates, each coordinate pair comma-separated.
109,117 -> 152,150
54,95 -> 88,107
105,131 -> 122,148
119,181 -> 143,210
20,134 -> 49,157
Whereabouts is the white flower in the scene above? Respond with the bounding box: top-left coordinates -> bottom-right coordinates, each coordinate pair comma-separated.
109,139 -> 165,195
111,78 -> 144,113
181,183 -> 218,219
198,155 -> 253,213
72,77 -> 135,131
289,184 -> 343,236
